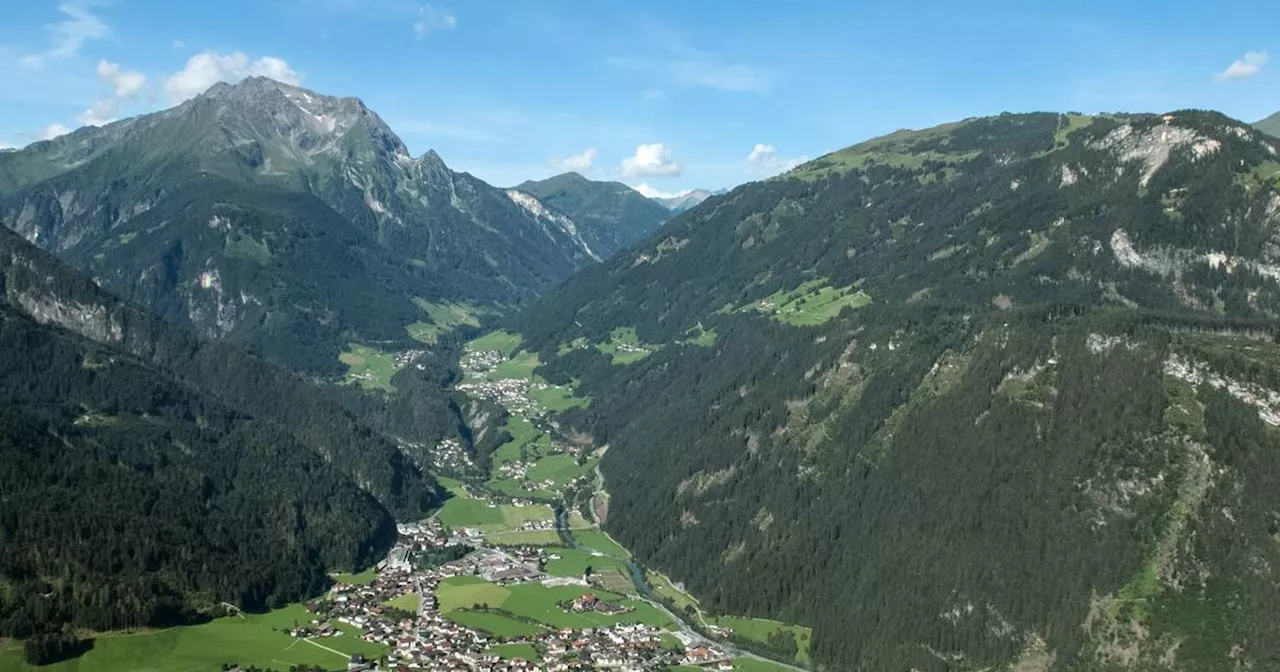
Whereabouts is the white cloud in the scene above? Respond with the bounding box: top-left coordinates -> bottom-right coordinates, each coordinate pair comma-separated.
621,143 -> 681,178
607,35 -> 769,94
78,60 -> 147,126
22,1 -> 111,69
746,143 -> 807,177
76,101 -> 114,126
40,123 -> 71,140
98,59 -> 146,98
549,147 -> 597,173
172,40 -> 186,51
1216,51 -> 1268,82
669,61 -> 769,92
414,5 -> 457,38
164,51 -> 302,104
630,183 -> 692,199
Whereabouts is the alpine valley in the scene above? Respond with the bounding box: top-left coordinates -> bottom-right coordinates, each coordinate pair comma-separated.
5,74 -> 1280,672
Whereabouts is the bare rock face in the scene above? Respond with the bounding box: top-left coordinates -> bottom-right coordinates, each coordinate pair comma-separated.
1090,121 -> 1221,186
2,251 -> 123,343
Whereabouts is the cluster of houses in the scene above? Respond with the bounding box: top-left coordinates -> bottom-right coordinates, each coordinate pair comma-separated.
563,592 -> 632,617
394,349 -> 427,368
287,515 -> 740,671
459,349 -> 506,372
471,548 -> 544,583
430,437 -> 475,473
311,345 -> 739,670
456,376 -> 537,416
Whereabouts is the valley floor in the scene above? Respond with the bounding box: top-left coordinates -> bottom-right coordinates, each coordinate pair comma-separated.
0,330 -> 811,672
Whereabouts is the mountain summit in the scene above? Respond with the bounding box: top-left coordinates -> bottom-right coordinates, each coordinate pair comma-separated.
1255,110 -> 1280,138
515,172 -> 671,257
0,78 -> 599,374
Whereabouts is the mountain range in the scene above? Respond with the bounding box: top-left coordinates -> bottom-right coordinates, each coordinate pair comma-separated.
6,74 -> 1280,670
520,110 -> 1280,669
0,77 -> 611,376
651,188 -> 715,213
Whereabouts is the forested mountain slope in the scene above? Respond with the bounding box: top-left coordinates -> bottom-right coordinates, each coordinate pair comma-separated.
0,77 -> 598,376
0,225 -> 439,516
516,111 -> 1280,670
515,172 -> 671,258
0,233 -> 434,646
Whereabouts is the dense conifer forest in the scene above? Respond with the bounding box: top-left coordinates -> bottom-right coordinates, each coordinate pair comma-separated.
518,112 -> 1280,669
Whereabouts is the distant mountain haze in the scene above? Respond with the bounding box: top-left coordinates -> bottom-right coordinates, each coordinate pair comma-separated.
515,172 -> 671,258
1256,110 -> 1280,138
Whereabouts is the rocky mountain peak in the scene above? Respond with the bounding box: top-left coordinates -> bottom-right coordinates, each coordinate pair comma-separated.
185,76 -> 408,163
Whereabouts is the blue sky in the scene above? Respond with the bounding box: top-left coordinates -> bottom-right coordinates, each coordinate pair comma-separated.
1,0 -> 1277,193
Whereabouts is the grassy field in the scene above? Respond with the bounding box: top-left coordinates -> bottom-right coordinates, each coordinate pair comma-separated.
436,576 -> 512,612
592,568 -> 638,596
574,530 -> 632,560
712,616 -> 813,664
0,604 -> 386,672
682,325 -> 718,347
595,326 -> 659,364
649,571 -> 700,615
491,351 -> 541,380
490,642 -> 540,660
491,416 -> 553,467
483,529 -> 562,546
545,548 -> 628,577
435,479 -> 554,534
658,632 -> 684,651
1049,113 -> 1094,151
501,503 -> 555,527
502,584 -> 675,630
467,330 -> 523,357
730,658 -> 799,671
743,279 -> 871,326
446,610 -> 545,638
525,454 -> 595,489
789,120 -> 976,180
437,578 -> 672,631
567,511 -> 594,530
529,381 -> 591,410
330,567 -> 379,586
339,343 -> 399,391
406,299 -> 484,344
382,592 -> 419,612
436,490 -> 505,529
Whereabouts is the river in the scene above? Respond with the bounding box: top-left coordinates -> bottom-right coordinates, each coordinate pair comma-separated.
552,506 -> 810,672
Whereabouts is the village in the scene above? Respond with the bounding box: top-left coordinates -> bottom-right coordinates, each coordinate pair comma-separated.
290,517 -> 733,671
243,338 -> 787,672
